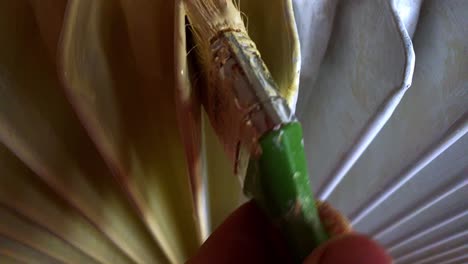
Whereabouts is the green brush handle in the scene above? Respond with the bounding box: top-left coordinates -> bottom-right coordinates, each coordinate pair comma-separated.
244,122 -> 328,261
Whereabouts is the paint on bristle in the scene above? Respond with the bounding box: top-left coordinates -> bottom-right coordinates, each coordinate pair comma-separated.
184,0 -> 246,67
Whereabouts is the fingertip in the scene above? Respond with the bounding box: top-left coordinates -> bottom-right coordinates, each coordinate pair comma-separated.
304,233 -> 392,264
316,201 -> 351,237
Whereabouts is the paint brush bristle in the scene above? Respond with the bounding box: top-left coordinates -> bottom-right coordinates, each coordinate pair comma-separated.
184,0 -> 246,58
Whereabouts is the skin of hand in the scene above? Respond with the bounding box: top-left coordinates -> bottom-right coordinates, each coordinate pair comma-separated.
188,200 -> 392,264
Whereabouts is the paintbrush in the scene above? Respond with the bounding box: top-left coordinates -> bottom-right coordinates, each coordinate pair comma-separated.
184,0 -> 328,260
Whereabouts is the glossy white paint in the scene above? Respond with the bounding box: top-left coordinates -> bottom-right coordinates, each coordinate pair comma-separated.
372,177 -> 467,240
387,210 -> 468,253
394,230 -> 468,263
350,115 -> 468,225
295,0 -> 467,261
412,244 -> 468,264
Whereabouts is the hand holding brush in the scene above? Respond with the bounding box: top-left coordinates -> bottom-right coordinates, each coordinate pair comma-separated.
189,200 -> 392,263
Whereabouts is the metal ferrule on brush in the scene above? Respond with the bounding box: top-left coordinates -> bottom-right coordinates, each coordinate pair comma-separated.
201,30 -> 295,180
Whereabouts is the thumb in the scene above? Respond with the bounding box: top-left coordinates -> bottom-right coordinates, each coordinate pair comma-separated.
304,233 -> 392,264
